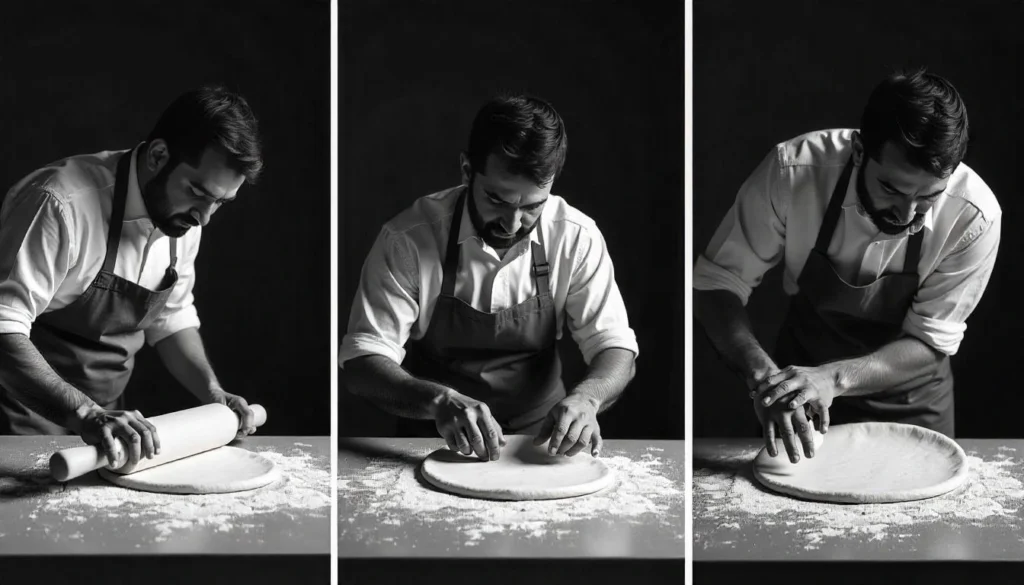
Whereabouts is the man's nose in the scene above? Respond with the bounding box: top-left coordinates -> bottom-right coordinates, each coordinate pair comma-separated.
500,209 -> 523,234
895,199 -> 917,224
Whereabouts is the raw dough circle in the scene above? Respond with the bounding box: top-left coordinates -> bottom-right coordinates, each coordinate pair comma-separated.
99,446 -> 280,494
420,435 -> 614,501
752,422 -> 969,504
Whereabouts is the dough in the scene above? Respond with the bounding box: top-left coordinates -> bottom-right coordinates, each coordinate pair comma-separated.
753,422 -> 969,504
98,446 -> 280,494
420,434 -> 614,501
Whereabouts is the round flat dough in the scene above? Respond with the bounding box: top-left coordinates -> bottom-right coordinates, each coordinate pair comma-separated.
420,434 -> 614,501
753,422 -> 968,504
99,446 -> 280,494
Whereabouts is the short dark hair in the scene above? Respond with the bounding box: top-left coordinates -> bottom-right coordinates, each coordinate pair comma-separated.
860,68 -> 968,178
147,85 -> 264,183
467,94 -> 568,186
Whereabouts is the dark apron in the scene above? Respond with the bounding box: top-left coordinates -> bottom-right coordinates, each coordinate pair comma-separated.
398,189 -> 565,437
0,151 -> 179,434
774,156 -> 954,437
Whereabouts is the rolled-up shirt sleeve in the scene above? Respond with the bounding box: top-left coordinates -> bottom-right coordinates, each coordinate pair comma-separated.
0,187 -> 73,336
693,148 -> 788,305
564,222 -> 639,365
144,228 -> 202,345
339,227 -> 421,368
903,211 -> 1000,355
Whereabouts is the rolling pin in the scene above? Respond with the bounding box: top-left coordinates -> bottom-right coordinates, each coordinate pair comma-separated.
49,402 -> 266,482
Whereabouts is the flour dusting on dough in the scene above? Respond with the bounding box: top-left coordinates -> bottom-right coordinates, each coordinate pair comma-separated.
1,447 -> 330,542
340,444 -> 682,545
694,445 -> 1024,551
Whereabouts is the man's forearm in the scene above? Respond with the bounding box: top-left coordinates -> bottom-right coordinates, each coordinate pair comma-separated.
570,348 -> 636,413
694,289 -> 777,382
154,327 -> 223,402
343,354 -> 450,420
825,336 -> 945,398
0,333 -> 95,428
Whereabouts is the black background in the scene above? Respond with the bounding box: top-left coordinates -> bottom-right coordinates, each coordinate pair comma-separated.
693,0 -> 1022,438
0,0 -> 331,435
340,0 -> 684,439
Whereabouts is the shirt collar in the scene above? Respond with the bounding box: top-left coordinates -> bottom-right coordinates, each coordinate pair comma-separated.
840,160 -> 935,237
455,186 -> 542,251
123,143 -> 150,222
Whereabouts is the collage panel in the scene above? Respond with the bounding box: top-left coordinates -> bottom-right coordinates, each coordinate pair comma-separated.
0,1 -> 331,583
692,1 -> 1022,582
338,1 -> 684,583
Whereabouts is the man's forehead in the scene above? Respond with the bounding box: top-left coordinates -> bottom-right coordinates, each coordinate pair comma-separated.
477,154 -> 551,204
178,147 -> 246,194
875,142 -> 949,188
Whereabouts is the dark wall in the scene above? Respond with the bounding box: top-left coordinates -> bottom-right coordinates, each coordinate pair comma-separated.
340,0 -> 684,439
693,0 -> 1022,438
0,1 -> 331,435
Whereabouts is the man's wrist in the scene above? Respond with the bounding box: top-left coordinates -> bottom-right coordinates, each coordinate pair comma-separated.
66,402 -> 100,434
568,386 -> 602,410
823,362 -> 850,397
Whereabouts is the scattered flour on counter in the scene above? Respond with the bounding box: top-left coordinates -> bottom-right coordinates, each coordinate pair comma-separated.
694,446 -> 1024,550
340,445 -> 682,545
2,447 -> 331,542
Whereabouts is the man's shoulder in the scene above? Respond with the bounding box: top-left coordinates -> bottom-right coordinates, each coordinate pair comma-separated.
382,186 -> 462,239
543,194 -> 599,234
943,162 -> 1002,223
10,150 -> 124,206
774,129 -> 854,169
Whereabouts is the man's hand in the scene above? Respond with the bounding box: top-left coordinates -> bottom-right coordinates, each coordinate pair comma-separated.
70,404 -> 161,468
533,394 -> 602,457
207,390 -> 257,438
752,365 -> 835,434
752,398 -> 820,463
432,389 -> 506,461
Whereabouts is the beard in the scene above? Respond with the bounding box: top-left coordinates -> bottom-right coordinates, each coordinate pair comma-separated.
855,163 -> 924,236
142,161 -> 198,238
465,179 -> 537,250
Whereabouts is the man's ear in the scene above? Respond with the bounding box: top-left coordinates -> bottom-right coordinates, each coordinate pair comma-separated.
146,139 -> 171,174
851,131 -> 864,166
459,152 -> 471,185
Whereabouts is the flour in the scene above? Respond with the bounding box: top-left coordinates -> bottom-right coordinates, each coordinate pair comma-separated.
2,446 -> 330,542
694,445 -> 1024,550
340,445 -> 683,545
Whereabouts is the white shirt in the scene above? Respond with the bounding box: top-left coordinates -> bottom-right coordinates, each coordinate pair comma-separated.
694,129 -> 1001,355
340,186 -> 639,367
0,146 -> 202,345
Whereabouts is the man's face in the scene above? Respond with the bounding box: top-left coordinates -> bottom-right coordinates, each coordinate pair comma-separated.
462,153 -> 551,250
143,144 -> 245,238
855,139 -> 949,236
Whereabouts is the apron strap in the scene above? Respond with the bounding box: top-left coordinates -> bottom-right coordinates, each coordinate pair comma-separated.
530,221 -> 550,296
440,189 -> 467,298
813,156 -> 855,255
904,226 -> 923,275
168,236 -> 178,269
101,152 -> 132,273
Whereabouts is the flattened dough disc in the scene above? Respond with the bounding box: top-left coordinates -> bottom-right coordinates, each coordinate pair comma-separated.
99,446 -> 280,494
753,422 -> 969,504
420,435 -> 614,501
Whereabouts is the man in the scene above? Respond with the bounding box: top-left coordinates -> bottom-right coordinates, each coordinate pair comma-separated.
695,70 -> 1000,462
0,86 -> 262,468
341,94 -> 638,461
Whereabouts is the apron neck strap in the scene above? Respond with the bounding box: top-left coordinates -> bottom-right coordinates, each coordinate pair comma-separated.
440,189 -> 467,297
167,236 -> 178,270
530,222 -> 550,295
905,225 -> 923,273
440,188 -> 551,297
101,152 -> 132,273
813,155 -> 855,255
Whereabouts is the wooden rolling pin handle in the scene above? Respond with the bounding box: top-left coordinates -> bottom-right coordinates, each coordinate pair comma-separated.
49,403 -> 267,482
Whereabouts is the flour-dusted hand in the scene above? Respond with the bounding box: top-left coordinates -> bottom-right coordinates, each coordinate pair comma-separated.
753,397 -> 820,464
70,404 -> 161,467
533,394 -> 602,458
208,390 -> 257,438
752,365 -> 835,434
431,388 -> 506,461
